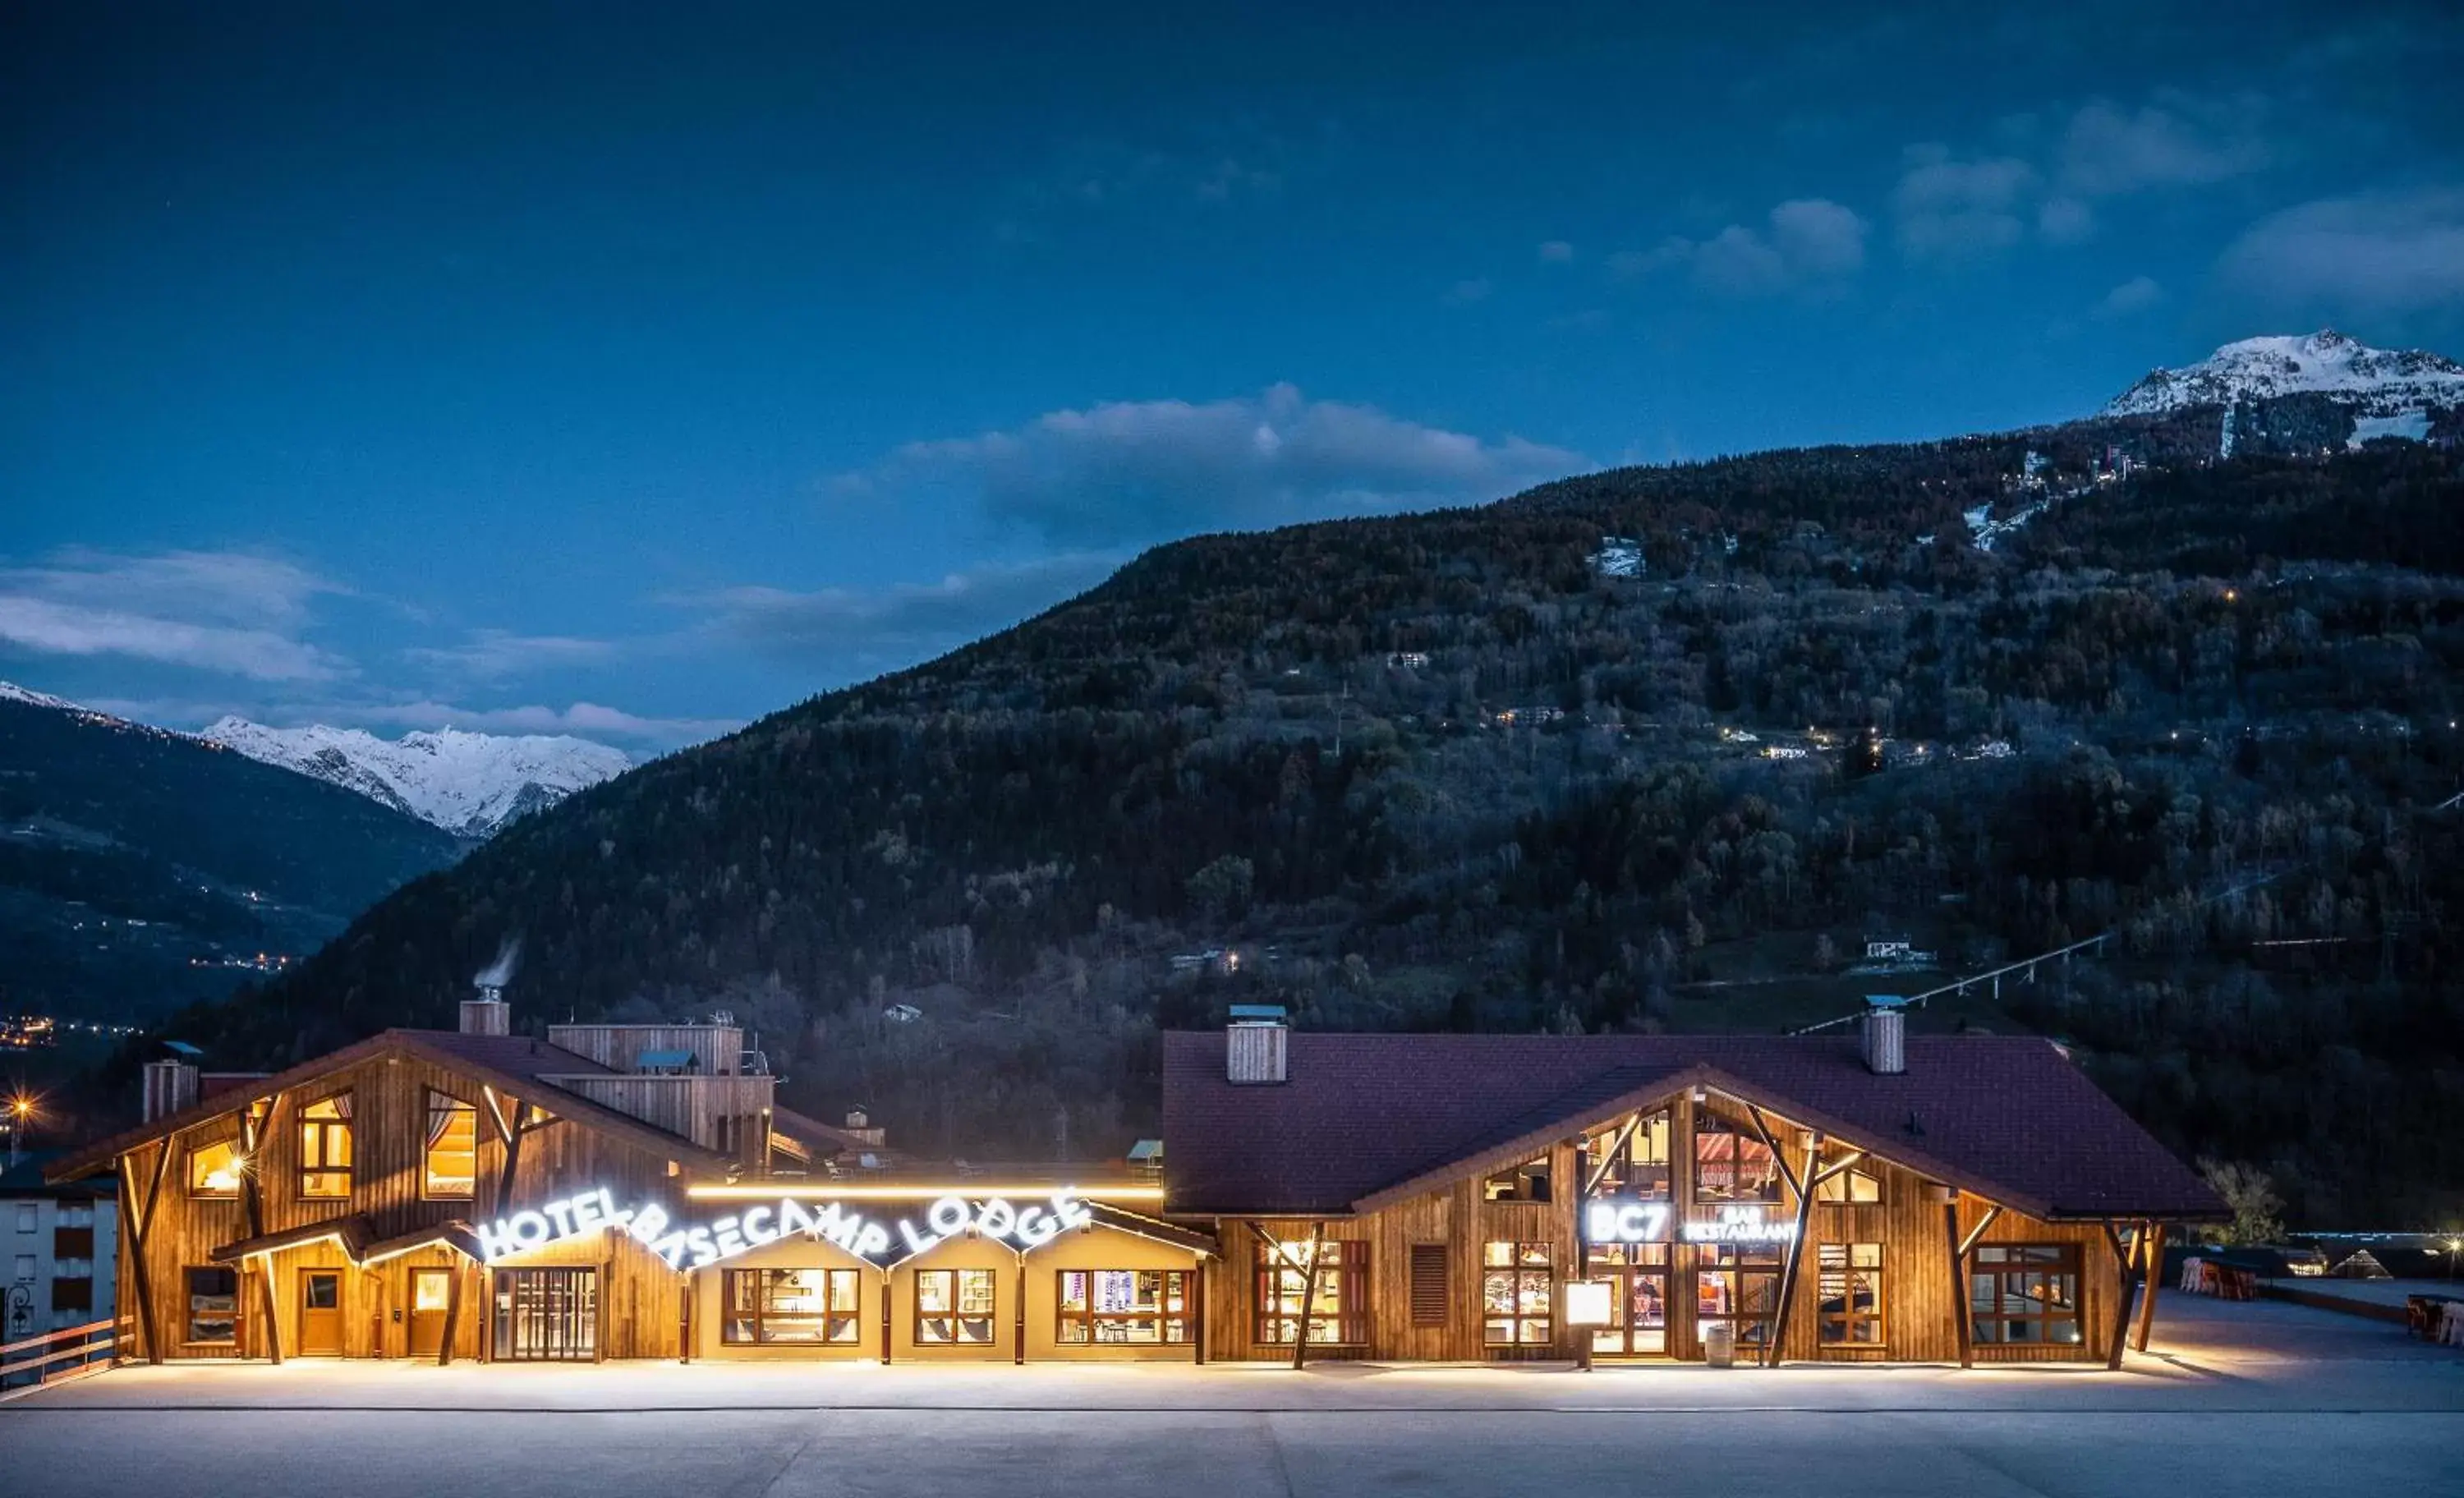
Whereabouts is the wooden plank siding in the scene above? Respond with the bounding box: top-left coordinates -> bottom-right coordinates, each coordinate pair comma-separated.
113,1044 -> 696,1362
1198,1091 -> 2133,1365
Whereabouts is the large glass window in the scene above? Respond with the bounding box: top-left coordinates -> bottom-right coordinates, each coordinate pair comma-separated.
1582,1109 -> 1672,1199
1814,1157 -> 1882,1202
1695,1243 -> 1785,1347
424,1091 -> 477,1200
1692,1114 -> 1782,1204
1970,1245 -> 2082,1345
724,1268 -> 860,1344
916,1267 -> 997,1344
185,1266 -> 240,1344
297,1094 -> 353,1199
1482,1241 -> 1555,1348
1482,1156 -> 1551,1203
188,1138 -> 244,1197
1056,1270 -> 1192,1344
1253,1237 -> 1369,1345
1584,1242 -> 1669,1355
1818,1243 -> 1885,1346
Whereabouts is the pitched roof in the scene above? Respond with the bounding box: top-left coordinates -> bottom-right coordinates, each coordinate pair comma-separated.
45,1028 -> 734,1185
1161,1031 -> 2223,1222
767,1105 -> 913,1169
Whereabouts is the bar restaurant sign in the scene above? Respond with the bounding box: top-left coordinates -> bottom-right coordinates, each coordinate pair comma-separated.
1583,1200 -> 1798,1246
476,1187 -> 1096,1271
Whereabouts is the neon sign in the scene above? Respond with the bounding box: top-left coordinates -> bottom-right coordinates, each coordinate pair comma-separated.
1679,1206 -> 1798,1244
475,1187 -> 1096,1270
1583,1200 -> 1673,1244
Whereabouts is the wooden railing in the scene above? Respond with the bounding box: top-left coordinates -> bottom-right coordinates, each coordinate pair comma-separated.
0,1318 -> 122,1390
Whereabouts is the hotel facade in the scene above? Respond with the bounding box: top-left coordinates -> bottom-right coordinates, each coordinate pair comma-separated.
48,999 -> 2219,1368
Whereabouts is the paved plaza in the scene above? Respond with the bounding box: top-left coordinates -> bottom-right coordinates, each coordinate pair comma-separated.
3,1297 -> 2457,1496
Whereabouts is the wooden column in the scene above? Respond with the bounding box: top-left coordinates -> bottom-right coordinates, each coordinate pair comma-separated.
1763,1130 -> 1823,1367
1014,1257 -> 1028,1366
880,1269 -> 894,1364
438,1260 -> 464,1367
117,1151 -> 163,1364
239,1098 -> 283,1364
2103,1220 -> 2142,1372
2132,1223 -> 2166,1353
1942,1197 -> 1971,1370
678,1267 -> 694,1364
1290,1222 -> 1327,1372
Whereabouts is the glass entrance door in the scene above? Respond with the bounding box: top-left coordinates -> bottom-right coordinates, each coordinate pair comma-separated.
1583,1244 -> 1670,1356
492,1268 -> 598,1362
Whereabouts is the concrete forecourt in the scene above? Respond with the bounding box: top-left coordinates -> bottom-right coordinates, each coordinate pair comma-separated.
4,1298 -> 2460,1497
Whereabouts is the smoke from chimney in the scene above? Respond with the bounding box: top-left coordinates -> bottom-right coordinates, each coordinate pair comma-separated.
473,935 -> 522,996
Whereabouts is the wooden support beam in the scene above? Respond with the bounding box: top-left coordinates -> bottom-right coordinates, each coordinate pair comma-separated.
238,1097 -> 284,1365
1193,1258 -> 1209,1366
1742,1105 -> 1803,1198
1806,1148 -> 1868,1191
1957,1205 -> 2003,1259
1763,1130 -> 1824,1367
1580,1110 -> 1647,1197
494,1096 -> 526,1218
2103,1220 -> 2142,1371
116,1152 -> 161,1364
880,1267 -> 893,1364
1014,1256 -> 1028,1366
438,1260 -> 464,1367
2132,1223 -> 2166,1353
1289,1222 -> 1327,1372
1944,1198 -> 1973,1369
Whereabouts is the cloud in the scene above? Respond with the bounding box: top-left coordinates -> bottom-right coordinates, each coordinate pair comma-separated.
329,699 -> 738,751
1537,240 -> 1575,264
2057,99 -> 2266,198
2217,187 -> 2464,316
2037,197 -> 2094,244
403,629 -> 618,682
830,385 -> 1587,548
1892,147 -> 2037,260
0,549 -> 350,681
1442,277 -> 1494,306
2095,274 -> 2165,319
1614,198 -> 1868,296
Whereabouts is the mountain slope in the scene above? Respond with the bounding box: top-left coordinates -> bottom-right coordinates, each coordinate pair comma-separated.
140,409 -> 2464,1222
2103,329 -> 2464,420
203,719 -> 630,838
0,687 -> 464,1018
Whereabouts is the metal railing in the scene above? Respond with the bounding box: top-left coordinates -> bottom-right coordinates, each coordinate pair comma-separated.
0,1318 -> 122,1390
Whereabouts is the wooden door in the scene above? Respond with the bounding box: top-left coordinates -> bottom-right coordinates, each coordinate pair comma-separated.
299,1271 -> 345,1356
408,1270 -> 453,1358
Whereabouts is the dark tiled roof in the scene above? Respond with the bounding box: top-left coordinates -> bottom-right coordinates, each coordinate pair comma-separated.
1162,1032 -> 2223,1222
768,1105 -> 912,1169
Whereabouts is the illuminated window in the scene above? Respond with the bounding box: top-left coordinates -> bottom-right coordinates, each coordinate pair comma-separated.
1253,1237 -> 1368,1345
185,1266 -> 240,1344
725,1268 -> 859,1344
1818,1243 -> 1885,1346
1970,1245 -> 2081,1345
1695,1243 -> 1784,1347
1582,1109 -> 1672,1199
423,1091 -> 477,1200
297,1094 -> 353,1199
1692,1114 -> 1782,1203
1482,1156 -> 1551,1202
1055,1270 -> 1192,1344
916,1267 -> 997,1344
1482,1241 -> 1555,1348
188,1138 -> 244,1197
1584,1242 -> 1670,1355
1814,1156 -> 1882,1202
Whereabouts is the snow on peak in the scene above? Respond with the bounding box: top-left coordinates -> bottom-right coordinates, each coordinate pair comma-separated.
0,680 -> 86,714
2103,329 -> 2464,418
202,719 -> 630,839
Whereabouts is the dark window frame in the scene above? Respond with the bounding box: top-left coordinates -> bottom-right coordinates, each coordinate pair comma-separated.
186,1136 -> 244,1199
1252,1237 -> 1370,1346
1691,1114 -> 1784,1205
1817,1242 -> 1886,1346
421,1090 -> 479,1202
1694,1243 -> 1786,1347
183,1264 -> 241,1345
297,1092 -> 354,1201
1481,1240 -> 1556,1349
722,1266 -> 862,1345
1481,1156 -> 1553,1203
914,1266 -> 999,1346
1970,1243 -> 2084,1346
1054,1269 -> 1193,1345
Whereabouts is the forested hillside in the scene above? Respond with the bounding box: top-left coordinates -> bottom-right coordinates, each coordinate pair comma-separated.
130,408 -> 2464,1224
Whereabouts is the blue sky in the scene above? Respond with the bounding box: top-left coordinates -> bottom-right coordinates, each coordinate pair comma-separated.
5,2 -> 2461,754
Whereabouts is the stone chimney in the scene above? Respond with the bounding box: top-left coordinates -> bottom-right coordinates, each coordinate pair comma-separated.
142,1058 -> 200,1122
1860,995 -> 1906,1076
1226,1004 -> 1289,1085
461,986 -> 510,1036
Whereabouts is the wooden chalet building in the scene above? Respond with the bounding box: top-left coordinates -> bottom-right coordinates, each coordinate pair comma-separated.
1163,1004 -> 2225,1367
48,995 -> 2219,1370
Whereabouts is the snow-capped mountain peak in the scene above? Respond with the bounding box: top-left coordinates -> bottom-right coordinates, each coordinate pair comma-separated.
202,719 -> 629,839
2103,329 -> 2464,419
0,680 -> 87,714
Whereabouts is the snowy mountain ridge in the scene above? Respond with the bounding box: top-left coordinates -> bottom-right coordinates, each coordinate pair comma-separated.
2103,329 -> 2464,419
200,719 -> 630,839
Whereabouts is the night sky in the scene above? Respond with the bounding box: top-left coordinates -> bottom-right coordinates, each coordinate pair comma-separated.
5,2 -> 2460,751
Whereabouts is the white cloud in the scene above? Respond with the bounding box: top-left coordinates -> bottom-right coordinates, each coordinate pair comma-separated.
2058,99 -> 2266,198
1537,240 -> 1575,263
2095,275 -> 2165,319
830,385 -> 1587,548
0,549 -> 351,681
1614,198 -> 1868,296
2218,187 -> 2464,316
403,629 -> 618,681
2037,196 -> 2095,244
1892,146 -> 2037,260
694,553 -> 1126,675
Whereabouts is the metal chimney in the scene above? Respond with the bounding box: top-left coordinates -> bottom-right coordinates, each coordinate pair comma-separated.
142,1057 -> 200,1122
1860,995 -> 1907,1076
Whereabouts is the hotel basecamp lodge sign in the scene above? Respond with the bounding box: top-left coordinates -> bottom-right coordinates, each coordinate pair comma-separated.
477,1187 -> 1097,1271
1583,1199 -> 1798,1247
